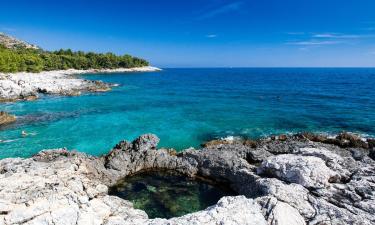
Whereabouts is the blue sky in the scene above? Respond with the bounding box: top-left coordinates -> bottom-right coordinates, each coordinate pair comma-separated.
1,0 -> 375,67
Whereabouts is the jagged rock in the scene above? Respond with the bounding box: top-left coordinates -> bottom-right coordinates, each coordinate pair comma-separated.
302,132 -> 372,149
336,132 -> 369,149
367,138 -> 375,149
301,132 -> 328,142
0,134 -> 374,225
256,178 -> 315,218
257,154 -> 339,188
202,137 -> 257,148
278,134 -> 288,141
369,148 -> 375,160
257,196 -> 306,225
132,134 -> 160,151
350,148 -> 367,161
150,196 -> 268,225
0,112 -> 16,126
245,148 -> 273,163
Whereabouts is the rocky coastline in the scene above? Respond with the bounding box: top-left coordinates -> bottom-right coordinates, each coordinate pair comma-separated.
0,66 -> 161,102
0,132 -> 374,225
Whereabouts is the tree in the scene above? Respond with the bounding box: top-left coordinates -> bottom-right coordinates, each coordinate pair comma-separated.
0,44 -> 150,73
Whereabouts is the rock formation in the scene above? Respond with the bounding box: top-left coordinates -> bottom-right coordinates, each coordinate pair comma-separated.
0,133 -> 374,225
0,71 -> 111,102
0,111 -> 16,126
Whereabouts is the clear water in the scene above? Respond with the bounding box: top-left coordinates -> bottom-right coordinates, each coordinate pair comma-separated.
0,68 -> 374,158
109,171 -> 235,219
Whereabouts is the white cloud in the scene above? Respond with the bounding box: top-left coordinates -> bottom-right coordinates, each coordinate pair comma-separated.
287,40 -> 341,46
206,34 -> 217,38
312,33 -> 360,39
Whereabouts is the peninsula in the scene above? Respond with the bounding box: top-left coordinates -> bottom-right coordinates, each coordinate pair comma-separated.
0,33 -> 160,102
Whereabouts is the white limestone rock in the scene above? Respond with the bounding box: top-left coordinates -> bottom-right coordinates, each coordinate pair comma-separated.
257,154 -> 339,188
0,134 -> 374,225
257,197 -> 306,225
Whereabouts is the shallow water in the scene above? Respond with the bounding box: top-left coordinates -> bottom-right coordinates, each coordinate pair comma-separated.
109,171 -> 235,218
0,68 -> 374,158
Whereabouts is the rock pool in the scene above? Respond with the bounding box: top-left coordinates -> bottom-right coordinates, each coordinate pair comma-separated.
109,170 -> 236,218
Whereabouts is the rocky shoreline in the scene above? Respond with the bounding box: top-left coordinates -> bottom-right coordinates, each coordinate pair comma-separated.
0,66 -> 161,102
0,132 -> 374,225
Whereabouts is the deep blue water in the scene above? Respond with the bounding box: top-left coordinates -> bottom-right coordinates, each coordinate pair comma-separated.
0,68 -> 374,158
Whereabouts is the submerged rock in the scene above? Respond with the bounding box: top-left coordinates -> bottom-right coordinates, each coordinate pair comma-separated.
0,111 -> 16,126
0,133 -> 374,224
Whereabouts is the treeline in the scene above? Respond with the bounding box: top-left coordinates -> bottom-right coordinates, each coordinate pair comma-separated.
0,45 -> 149,73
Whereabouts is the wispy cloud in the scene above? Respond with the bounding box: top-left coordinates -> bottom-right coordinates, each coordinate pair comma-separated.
286,31 -> 375,49
363,27 -> 375,31
312,33 -> 361,39
287,40 -> 342,46
197,1 -> 244,20
0,26 -> 16,32
287,31 -> 375,39
206,34 -> 217,38
286,32 -> 305,35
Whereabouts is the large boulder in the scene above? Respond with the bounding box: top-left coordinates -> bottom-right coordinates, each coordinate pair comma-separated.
257,196 -> 306,225
257,154 -> 339,188
132,134 -> 160,151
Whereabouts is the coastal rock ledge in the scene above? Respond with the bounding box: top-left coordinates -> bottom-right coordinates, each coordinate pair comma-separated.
0,133 -> 374,225
0,66 -> 161,102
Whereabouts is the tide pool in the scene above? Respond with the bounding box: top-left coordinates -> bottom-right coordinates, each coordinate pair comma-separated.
0,68 -> 374,158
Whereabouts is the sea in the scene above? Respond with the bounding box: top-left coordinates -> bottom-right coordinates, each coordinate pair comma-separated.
1,68 -> 374,158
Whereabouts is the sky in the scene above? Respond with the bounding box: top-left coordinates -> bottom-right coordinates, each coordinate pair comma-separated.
1,0 -> 375,67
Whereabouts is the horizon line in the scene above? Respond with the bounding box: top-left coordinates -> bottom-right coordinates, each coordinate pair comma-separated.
158,66 -> 375,69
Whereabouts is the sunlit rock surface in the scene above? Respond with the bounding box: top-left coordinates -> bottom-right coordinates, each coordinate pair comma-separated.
0,133 -> 374,225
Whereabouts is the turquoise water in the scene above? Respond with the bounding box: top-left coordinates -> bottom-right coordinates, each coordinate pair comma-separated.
109,171 -> 235,218
0,68 -> 374,158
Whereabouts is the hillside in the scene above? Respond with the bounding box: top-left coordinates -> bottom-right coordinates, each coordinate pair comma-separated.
0,33 -> 149,73
0,33 -> 39,49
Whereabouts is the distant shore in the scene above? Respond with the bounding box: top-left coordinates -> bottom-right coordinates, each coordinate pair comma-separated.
55,66 -> 162,75
0,66 -> 161,77
0,66 -> 161,102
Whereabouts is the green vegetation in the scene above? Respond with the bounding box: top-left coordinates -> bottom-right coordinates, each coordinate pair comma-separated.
0,44 -> 149,73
